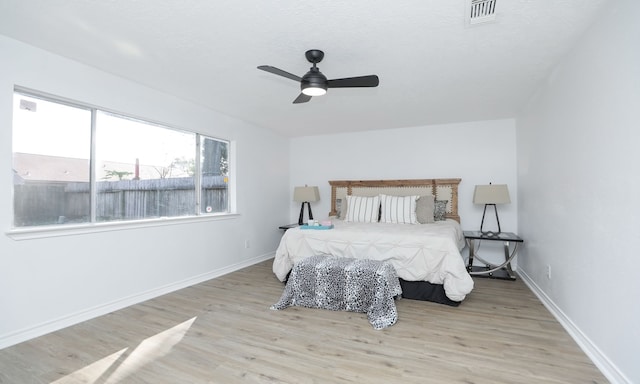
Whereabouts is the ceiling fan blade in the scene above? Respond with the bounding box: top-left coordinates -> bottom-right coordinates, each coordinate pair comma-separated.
293,93 -> 312,104
257,65 -> 301,82
327,75 -> 379,88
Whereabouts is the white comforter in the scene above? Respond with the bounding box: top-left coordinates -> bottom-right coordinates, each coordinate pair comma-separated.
273,219 -> 474,302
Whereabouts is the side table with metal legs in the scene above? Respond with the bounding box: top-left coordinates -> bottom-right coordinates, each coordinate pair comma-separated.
464,231 -> 524,281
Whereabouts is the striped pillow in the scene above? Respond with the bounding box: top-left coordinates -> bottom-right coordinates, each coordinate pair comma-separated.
380,194 -> 419,224
345,195 -> 380,223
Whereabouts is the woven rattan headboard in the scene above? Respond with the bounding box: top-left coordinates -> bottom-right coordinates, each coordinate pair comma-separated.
328,178 -> 461,222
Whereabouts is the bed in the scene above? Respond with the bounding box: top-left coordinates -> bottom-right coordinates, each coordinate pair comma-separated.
273,178 -> 474,305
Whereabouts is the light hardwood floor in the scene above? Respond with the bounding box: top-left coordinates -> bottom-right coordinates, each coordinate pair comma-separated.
0,260 -> 608,383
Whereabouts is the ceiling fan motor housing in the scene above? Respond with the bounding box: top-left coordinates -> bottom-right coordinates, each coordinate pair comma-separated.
301,67 -> 328,95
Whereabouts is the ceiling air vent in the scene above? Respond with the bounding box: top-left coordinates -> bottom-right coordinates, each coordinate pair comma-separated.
467,0 -> 497,25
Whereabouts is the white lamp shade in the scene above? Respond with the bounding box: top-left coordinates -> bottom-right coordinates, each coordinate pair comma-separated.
473,184 -> 511,204
293,186 -> 320,202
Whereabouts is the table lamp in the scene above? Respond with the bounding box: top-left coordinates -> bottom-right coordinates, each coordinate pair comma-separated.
473,183 -> 510,236
293,186 -> 320,225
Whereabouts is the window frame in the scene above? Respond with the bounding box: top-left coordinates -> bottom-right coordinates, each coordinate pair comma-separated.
9,87 -> 236,240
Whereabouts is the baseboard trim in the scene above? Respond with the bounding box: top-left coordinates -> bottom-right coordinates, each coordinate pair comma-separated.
518,269 -> 630,384
0,252 -> 275,350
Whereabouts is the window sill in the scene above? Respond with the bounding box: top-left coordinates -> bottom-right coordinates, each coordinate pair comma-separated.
6,213 -> 240,241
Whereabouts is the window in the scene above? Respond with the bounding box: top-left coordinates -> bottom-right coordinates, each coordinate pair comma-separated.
12,90 -> 230,228
12,95 -> 92,226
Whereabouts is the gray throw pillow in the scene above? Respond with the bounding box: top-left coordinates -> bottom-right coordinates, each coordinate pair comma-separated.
337,198 -> 348,220
416,195 -> 435,224
434,200 -> 448,221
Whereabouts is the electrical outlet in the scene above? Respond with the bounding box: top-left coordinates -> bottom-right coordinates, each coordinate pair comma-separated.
546,265 -> 551,279
244,239 -> 250,249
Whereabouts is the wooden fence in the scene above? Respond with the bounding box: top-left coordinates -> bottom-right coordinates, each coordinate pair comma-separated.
13,176 -> 228,226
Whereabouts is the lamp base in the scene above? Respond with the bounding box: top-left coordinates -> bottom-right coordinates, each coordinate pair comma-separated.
297,202 -> 314,225
480,204 -> 502,235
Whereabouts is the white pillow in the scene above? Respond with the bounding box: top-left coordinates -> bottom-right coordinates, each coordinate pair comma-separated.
345,195 -> 380,223
379,194 -> 419,224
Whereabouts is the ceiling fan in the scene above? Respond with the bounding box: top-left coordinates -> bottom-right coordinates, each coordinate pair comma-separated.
257,49 -> 379,104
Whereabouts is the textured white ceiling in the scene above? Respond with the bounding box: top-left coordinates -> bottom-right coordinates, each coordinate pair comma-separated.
0,0 -> 607,137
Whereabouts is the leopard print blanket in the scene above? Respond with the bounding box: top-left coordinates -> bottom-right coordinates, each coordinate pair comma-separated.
271,256 -> 402,329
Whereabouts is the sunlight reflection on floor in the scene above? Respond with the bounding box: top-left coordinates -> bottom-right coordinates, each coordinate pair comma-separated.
52,317 -> 197,383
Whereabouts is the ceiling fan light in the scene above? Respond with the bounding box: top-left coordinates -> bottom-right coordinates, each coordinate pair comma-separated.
302,86 -> 327,96
301,68 -> 328,96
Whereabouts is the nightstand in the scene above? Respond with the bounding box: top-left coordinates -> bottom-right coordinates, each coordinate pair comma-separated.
278,223 -> 299,231
463,231 -> 524,281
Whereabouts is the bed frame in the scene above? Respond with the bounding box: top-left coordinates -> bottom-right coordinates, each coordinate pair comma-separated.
328,178 -> 461,222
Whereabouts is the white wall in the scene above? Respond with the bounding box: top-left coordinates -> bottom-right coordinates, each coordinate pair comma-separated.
0,36 -> 290,348
516,0 -> 639,382
289,119 -> 518,265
